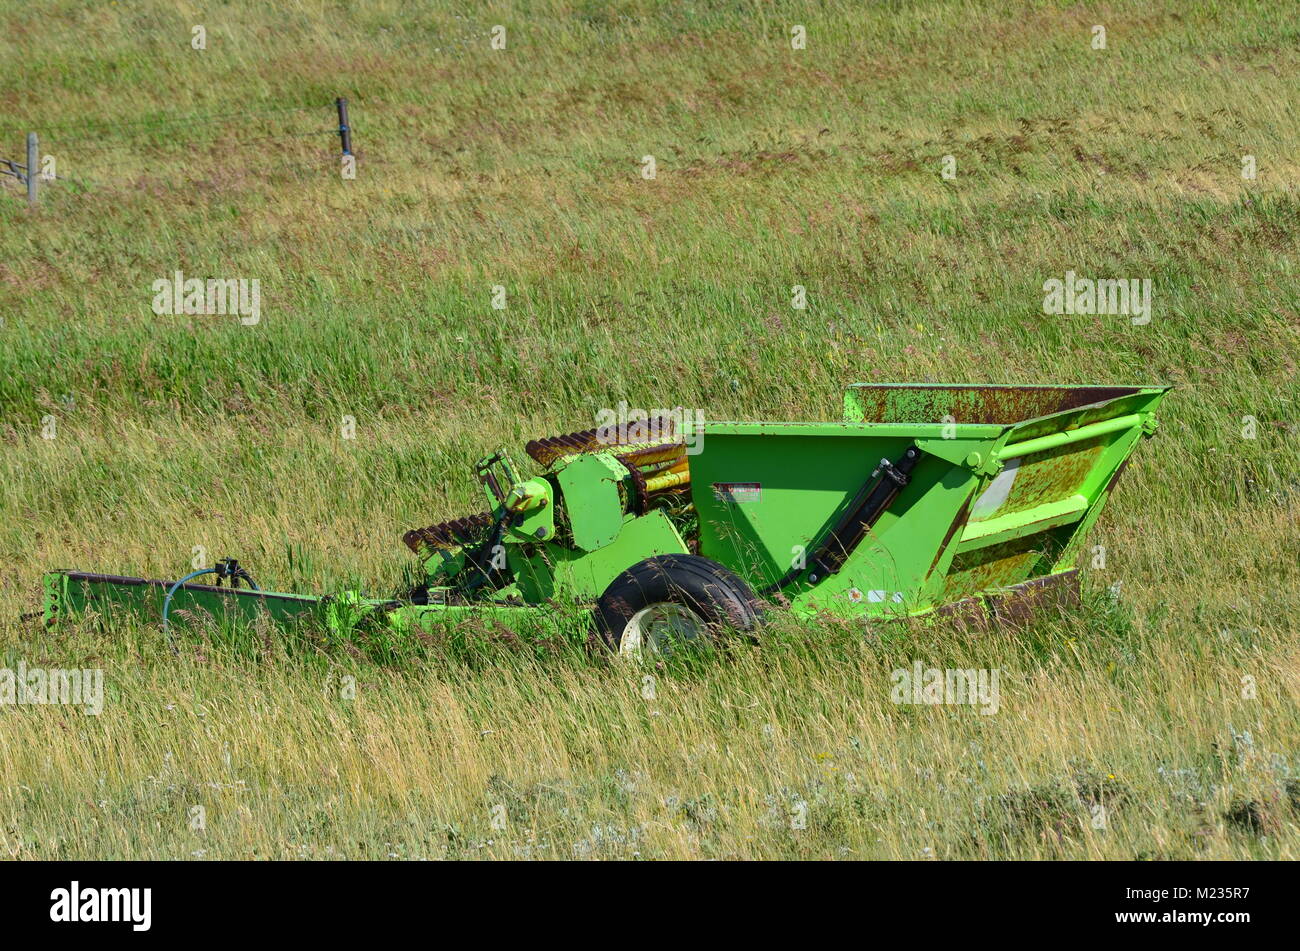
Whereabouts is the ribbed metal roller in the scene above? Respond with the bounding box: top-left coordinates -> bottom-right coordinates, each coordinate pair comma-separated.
525,416 -> 681,467
402,511 -> 495,553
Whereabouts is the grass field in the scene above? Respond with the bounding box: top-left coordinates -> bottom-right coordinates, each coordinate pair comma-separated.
1,0 -> 1297,859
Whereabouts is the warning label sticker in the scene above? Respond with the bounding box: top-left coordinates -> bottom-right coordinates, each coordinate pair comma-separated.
712,482 -> 761,504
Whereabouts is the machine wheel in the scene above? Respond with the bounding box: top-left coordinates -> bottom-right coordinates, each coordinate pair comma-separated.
594,554 -> 764,656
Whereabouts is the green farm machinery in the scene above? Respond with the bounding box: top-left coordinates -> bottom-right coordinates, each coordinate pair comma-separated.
42,383 -> 1170,654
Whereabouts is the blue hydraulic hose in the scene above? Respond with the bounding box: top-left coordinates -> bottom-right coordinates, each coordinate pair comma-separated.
162,567 -> 261,651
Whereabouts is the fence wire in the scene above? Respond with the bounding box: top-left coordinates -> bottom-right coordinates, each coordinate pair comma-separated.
3,99 -> 349,200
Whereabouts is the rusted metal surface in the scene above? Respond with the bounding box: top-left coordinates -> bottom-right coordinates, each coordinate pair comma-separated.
931,568 -> 1080,631
983,442 -> 1103,518
402,511 -> 495,553
943,537 -> 1051,602
623,463 -> 651,515
847,384 -> 1143,425
617,441 -> 690,514
616,441 -> 686,471
525,417 -> 681,467
987,568 -> 1081,627
933,593 -> 994,632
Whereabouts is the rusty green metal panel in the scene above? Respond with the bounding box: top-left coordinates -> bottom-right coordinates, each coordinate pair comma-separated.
690,383 -> 1170,620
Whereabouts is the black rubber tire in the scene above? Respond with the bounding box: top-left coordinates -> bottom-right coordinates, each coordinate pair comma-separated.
594,554 -> 765,652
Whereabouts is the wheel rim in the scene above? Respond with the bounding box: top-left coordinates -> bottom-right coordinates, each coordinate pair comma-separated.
620,602 -> 707,656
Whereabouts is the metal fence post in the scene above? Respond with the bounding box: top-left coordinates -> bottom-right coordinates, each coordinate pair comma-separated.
26,133 -> 37,206
336,98 -> 352,157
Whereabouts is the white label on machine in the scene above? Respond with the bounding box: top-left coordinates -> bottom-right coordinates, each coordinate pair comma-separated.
866,590 -> 904,603
713,482 -> 761,504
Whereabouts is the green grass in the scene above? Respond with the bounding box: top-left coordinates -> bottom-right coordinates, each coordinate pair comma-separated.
0,0 -> 1297,859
